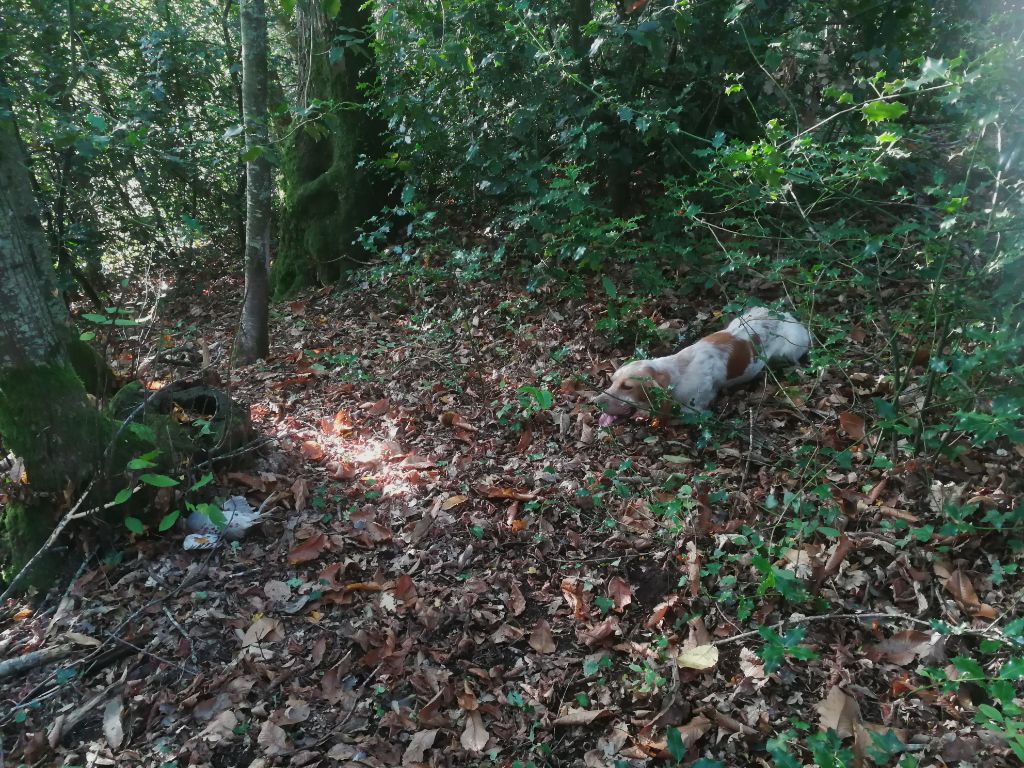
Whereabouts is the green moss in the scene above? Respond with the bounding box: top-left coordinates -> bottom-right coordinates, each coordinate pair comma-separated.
67,338 -> 116,396
107,380 -> 145,419
0,364 -> 113,490
271,1 -> 388,299
0,501 -> 61,591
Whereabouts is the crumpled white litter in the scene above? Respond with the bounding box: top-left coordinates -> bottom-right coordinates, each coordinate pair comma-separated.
184,495 -> 263,550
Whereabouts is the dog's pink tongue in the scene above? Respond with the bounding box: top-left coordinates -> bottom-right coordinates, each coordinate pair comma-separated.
597,413 -> 618,427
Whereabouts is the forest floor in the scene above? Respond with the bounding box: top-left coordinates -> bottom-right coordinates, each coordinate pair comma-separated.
2,263 -> 1022,767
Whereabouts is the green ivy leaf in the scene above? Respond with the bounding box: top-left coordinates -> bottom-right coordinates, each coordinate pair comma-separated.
81,313 -> 113,325
666,726 -> 686,763
79,331 -> 96,341
112,487 -> 133,505
976,703 -> 1003,722
950,656 -> 985,679
1000,657 -> 1024,680
190,473 -> 215,491
139,473 -> 179,488
158,510 -> 181,532
128,423 -> 157,443
85,114 -> 108,132
198,502 -> 227,528
594,595 -> 615,614
125,516 -> 145,534
127,457 -> 158,470
861,101 -> 909,124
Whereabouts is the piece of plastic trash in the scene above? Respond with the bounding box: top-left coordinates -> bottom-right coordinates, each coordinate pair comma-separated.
183,533 -> 221,550
185,495 -> 262,542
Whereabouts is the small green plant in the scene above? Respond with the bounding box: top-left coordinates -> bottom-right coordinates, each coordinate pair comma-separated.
496,385 -> 554,430
593,277 -> 661,352
78,307 -> 142,341
304,349 -> 370,380
626,658 -> 666,695
756,625 -> 819,672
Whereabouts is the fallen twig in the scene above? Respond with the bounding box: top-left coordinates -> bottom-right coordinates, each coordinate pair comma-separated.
0,644 -> 75,681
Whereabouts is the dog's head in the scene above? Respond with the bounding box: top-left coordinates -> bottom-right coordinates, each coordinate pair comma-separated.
593,361 -> 672,426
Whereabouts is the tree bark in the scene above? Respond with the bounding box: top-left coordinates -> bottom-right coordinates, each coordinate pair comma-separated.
234,0 -> 271,363
0,91 -> 118,585
272,0 -> 389,297
222,0 -> 247,253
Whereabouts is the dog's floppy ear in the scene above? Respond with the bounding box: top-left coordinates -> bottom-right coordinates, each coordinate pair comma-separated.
634,366 -> 670,388
651,369 -> 671,388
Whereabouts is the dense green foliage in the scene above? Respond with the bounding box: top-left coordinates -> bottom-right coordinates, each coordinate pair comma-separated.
2,0 -> 1020,478
1,3 -> 1023,761
368,0 -> 1023,448
1,0 -> 249,291
0,0 -> 1020,458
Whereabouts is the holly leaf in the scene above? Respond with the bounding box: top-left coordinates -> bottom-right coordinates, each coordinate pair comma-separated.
861,101 -> 908,124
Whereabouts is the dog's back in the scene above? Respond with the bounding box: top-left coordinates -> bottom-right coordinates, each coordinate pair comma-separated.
726,307 -> 810,363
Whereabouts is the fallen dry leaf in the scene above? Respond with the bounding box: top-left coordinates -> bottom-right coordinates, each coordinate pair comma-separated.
816,685 -> 862,738
394,574 -> 418,606
668,714 -> 713,754
241,616 -> 283,647
865,630 -> 939,665
403,728 -> 439,765
460,710 -> 489,753
102,697 -> 124,750
299,440 -> 325,460
529,619 -> 556,654
676,644 -> 719,671
442,494 -> 469,510
839,411 -> 866,439
287,532 -> 329,564
257,720 -> 292,756
553,708 -> 614,727
474,484 -> 537,501
607,576 -> 632,612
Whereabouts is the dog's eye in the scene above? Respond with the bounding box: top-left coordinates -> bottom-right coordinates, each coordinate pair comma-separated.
622,382 -> 634,390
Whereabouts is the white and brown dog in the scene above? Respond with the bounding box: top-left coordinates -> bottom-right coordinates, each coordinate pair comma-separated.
594,307 -> 811,426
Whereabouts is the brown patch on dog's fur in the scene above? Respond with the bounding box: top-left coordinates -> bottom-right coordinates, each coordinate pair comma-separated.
705,332 -> 754,381
631,366 -> 672,414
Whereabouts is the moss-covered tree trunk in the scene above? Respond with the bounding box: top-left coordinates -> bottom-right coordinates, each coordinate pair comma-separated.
0,94 -> 116,583
272,0 -> 387,297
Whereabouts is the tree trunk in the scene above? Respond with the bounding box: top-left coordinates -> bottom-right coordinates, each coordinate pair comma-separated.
222,0 -> 247,254
272,0 -> 389,297
234,0 -> 271,363
0,94 -> 118,585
